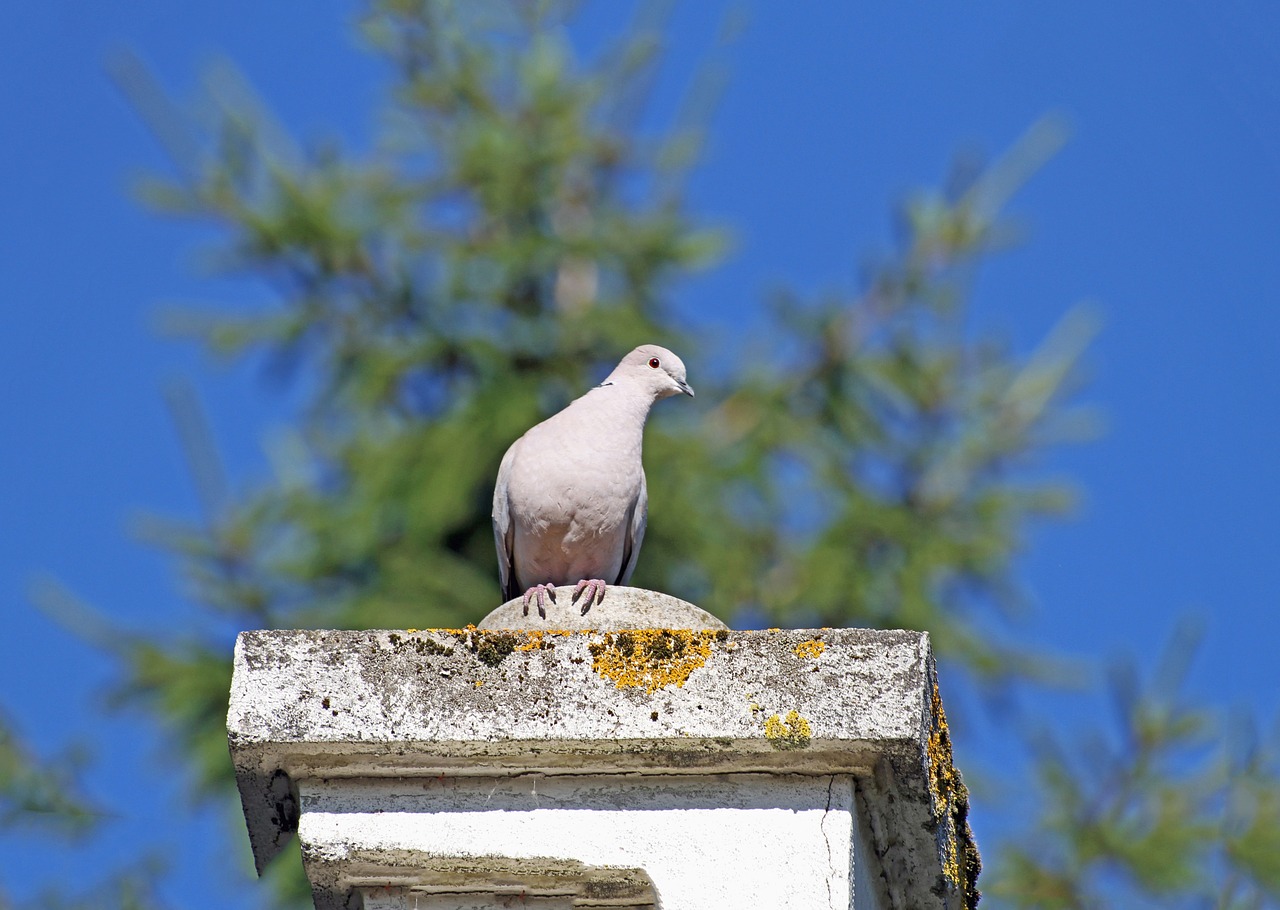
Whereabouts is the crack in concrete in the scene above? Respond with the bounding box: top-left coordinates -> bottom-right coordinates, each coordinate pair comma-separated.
821,774 -> 837,909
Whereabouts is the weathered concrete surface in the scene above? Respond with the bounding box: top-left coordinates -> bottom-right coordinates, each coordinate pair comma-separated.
309,840 -> 657,910
479,585 -> 727,631
228,627 -> 977,909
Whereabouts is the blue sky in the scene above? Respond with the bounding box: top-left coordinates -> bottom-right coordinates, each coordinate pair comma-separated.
3,1 -> 1279,904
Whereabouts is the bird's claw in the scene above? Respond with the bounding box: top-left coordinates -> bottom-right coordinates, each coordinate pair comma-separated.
521,583 -> 557,618
571,579 -> 607,615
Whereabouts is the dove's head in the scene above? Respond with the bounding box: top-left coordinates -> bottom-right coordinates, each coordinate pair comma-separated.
612,344 -> 695,400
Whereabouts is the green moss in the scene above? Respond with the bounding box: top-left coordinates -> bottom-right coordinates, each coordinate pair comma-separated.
415,637 -> 454,657
475,632 -> 517,667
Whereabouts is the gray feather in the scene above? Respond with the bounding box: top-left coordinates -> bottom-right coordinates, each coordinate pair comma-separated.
492,443 -> 519,601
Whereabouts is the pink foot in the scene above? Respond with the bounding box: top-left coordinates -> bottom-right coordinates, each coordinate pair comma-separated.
572,579 -> 607,615
521,583 -> 557,618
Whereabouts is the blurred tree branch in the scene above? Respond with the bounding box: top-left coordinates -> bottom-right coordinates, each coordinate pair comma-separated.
0,711 -> 168,910
991,625 -> 1280,909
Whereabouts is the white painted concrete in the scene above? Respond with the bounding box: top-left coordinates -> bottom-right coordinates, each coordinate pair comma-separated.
301,774 -> 855,909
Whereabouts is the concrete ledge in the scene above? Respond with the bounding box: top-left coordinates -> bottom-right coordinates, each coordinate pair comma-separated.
305,842 -> 657,910
228,626 -> 976,909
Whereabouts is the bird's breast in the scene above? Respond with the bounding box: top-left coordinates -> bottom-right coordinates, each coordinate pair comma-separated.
510,444 -> 642,525
507,390 -> 649,530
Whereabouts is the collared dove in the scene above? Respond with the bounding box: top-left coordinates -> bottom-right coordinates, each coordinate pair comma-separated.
492,344 -> 694,617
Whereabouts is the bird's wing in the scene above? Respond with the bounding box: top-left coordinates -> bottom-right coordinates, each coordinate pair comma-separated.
616,472 -> 648,586
492,441 -> 520,601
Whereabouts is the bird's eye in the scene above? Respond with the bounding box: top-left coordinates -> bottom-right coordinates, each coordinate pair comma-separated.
648,357 -> 660,369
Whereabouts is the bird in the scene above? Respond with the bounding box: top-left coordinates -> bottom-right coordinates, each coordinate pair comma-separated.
492,344 -> 694,617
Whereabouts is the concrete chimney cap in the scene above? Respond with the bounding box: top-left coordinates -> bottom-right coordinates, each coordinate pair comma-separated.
228,623 -> 978,909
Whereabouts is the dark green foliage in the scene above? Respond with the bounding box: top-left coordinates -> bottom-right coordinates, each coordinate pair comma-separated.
0,714 -> 95,835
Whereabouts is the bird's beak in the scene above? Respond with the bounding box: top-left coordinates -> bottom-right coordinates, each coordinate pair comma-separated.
677,379 -> 695,398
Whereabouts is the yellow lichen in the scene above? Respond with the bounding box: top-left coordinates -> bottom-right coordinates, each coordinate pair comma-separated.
763,710 -> 812,750
793,639 -> 825,659
927,678 -> 982,908
588,629 -> 717,693
514,631 -> 547,652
